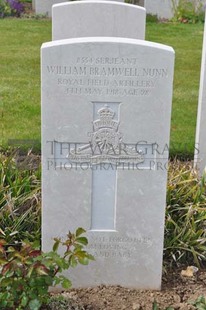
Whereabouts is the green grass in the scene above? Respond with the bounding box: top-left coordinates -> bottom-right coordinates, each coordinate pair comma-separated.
146,23 -> 203,158
0,20 -> 204,158
0,19 -> 51,150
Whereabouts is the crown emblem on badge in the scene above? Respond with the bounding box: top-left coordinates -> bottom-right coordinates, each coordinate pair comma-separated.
67,102 -> 145,165
98,105 -> 115,120
93,105 -> 119,131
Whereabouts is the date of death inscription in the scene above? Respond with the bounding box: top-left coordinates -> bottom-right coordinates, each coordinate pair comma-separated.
46,57 -> 168,97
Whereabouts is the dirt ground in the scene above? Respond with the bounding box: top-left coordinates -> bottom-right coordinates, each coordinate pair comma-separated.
57,269 -> 206,310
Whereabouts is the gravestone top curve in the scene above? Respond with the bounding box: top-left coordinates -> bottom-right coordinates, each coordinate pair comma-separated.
42,37 -> 174,53
52,1 -> 146,40
53,0 -> 145,9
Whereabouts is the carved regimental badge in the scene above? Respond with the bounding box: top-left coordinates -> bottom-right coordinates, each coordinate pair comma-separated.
67,104 -> 145,165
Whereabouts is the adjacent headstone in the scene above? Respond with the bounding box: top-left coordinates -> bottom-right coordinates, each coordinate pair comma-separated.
194,10 -> 206,173
32,0 -> 35,11
52,1 -> 146,41
34,0 -> 68,17
145,0 -> 205,20
41,37 -> 175,289
145,0 -> 174,19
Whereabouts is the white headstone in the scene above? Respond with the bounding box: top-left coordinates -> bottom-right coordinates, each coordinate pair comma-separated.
34,0 -> 68,17
145,0 -> 174,19
52,1 -> 146,40
32,0 -> 35,11
41,37 -> 174,290
194,11 -> 206,173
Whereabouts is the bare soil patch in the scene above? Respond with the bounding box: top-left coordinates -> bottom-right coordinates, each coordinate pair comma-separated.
57,269 -> 206,310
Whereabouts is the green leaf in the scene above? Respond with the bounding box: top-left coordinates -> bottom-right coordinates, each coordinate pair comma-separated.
0,292 -> 12,307
75,227 -> 86,237
0,277 -> 13,287
32,240 -> 41,249
45,276 -> 53,286
0,298 -> 9,307
54,257 -> 69,270
61,277 -> 72,289
75,251 -> 94,262
69,255 -> 78,268
52,238 -> 60,252
28,299 -> 42,310
195,297 -> 204,304
21,295 -> 29,307
53,277 -> 61,286
78,256 -> 89,265
75,237 -> 88,246
27,266 -> 34,278
152,301 -> 159,310
74,250 -> 87,258
196,305 -> 206,310
86,254 -> 95,261
0,258 -> 8,264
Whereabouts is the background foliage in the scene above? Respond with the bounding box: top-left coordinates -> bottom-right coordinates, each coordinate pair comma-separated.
0,152 -> 41,244
0,228 -> 94,310
165,161 -> 206,267
171,0 -> 205,23
0,0 -> 24,17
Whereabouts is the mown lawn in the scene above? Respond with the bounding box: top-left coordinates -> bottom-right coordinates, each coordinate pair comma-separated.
0,18 -> 51,150
0,19 -> 204,158
146,22 -> 203,158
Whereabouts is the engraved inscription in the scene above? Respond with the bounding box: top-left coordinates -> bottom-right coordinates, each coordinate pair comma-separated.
87,235 -> 153,258
46,56 -> 169,97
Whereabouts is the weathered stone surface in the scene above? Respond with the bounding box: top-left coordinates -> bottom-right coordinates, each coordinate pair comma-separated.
41,37 -> 174,289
